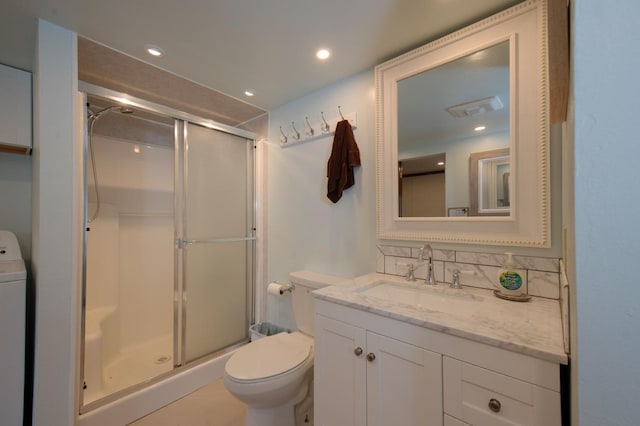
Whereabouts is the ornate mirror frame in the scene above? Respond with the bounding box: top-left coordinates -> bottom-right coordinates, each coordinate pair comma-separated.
375,0 -> 550,247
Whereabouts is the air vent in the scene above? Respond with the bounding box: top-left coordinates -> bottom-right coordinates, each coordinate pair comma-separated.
446,96 -> 504,118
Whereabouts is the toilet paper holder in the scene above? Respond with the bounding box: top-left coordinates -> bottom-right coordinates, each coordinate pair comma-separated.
279,284 -> 295,295
268,282 -> 296,296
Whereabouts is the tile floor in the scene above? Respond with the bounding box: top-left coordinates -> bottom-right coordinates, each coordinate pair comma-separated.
129,378 -> 246,426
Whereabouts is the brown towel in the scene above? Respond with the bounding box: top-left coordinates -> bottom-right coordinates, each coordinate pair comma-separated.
327,119 -> 361,203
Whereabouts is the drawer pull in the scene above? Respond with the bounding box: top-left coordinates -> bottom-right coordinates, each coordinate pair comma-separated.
354,347 -> 363,356
366,353 -> 376,362
488,398 -> 502,413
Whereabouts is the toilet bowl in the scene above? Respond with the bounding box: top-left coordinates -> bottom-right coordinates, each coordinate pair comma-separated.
224,332 -> 313,425
223,271 -> 347,426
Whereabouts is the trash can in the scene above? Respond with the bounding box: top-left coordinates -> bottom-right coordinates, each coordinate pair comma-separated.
249,322 -> 290,341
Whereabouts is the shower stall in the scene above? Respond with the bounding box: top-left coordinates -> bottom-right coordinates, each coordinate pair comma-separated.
80,85 -> 255,413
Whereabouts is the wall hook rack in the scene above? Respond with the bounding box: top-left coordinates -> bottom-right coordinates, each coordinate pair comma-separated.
280,108 -> 357,148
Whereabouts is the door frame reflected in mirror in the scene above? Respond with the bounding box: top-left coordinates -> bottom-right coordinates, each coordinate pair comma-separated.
469,148 -> 510,216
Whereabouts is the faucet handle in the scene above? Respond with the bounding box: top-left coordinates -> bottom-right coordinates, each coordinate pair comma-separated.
397,262 -> 417,281
450,269 -> 475,289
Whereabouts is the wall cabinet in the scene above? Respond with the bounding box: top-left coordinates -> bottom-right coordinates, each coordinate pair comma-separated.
0,63 -> 32,154
314,299 -> 562,426
314,315 -> 442,426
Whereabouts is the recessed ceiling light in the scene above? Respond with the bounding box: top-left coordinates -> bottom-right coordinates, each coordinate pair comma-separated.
437,161 -> 445,166
474,125 -> 486,132
316,48 -> 331,60
244,90 -> 255,97
145,44 -> 164,57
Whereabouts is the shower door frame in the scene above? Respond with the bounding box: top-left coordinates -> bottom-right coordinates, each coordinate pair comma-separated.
78,82 -> 257,413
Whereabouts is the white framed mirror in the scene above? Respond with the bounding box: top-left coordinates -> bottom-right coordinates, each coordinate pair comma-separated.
375,0 -> 550,247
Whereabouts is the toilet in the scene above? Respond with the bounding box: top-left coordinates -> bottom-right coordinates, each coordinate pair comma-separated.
224,270 -> 346,426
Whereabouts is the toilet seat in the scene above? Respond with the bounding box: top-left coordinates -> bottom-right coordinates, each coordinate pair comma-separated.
225,332 -> 312,383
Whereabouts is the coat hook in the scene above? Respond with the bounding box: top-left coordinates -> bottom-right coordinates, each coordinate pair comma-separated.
279,126 -> 288,144
305,116 -> 315,136
338,105 -> 345,120
291,121 -> 300,140
320,112 -> 330,133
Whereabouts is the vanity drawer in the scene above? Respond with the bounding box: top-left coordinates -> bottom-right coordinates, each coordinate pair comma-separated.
443,357 -> 560,426
444,414 -> 470,426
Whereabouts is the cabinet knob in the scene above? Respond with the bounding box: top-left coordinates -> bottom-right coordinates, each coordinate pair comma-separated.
366,353 -> 376,362
354,347 -> 363,356
488,398 -> 501,413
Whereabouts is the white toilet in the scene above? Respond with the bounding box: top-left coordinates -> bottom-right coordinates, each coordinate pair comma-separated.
224,271 -> 346,426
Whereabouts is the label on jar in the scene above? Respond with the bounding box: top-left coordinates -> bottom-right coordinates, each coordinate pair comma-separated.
499,270 -> 523,291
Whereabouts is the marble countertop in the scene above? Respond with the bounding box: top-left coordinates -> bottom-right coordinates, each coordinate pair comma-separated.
313,272 -> 568,364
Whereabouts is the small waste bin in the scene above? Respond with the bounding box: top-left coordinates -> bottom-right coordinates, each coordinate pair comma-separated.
249,322 -> 290,341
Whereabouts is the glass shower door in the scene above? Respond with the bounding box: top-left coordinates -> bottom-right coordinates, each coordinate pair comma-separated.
176,122 -> 254,364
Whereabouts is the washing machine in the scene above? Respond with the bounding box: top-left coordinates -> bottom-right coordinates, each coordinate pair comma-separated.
0,230 -> 26,425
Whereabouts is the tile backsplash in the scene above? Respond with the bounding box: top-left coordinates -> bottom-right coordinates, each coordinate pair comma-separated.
376,245 -> 560,300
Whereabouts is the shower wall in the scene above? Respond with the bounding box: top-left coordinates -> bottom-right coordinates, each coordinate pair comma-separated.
86,134 -> 173,351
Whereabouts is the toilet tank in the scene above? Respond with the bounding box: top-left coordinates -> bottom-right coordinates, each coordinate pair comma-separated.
289,270 -> 348,336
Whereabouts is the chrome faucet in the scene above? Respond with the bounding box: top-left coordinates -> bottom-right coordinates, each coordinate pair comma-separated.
418,244 -> 436,285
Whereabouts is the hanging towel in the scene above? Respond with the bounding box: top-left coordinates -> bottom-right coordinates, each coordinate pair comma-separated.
327,119 -> 361,203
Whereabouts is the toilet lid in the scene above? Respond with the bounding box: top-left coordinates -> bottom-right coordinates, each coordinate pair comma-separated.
226,332 -> 311,381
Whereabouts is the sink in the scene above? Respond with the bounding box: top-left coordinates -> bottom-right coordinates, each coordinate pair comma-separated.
356,280 -> 483,312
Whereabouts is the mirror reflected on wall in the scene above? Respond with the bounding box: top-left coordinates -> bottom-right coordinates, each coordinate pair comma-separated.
397,40 -> 510,217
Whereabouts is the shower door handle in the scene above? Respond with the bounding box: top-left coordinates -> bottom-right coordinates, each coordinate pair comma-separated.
177,236 -> 256,247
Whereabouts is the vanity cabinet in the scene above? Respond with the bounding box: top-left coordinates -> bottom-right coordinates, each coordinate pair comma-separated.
0,63 -> 31,154
314,298 -> 562,426
314,315 -> 443,426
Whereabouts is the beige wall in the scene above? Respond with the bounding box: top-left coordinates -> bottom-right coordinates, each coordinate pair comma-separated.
402,173 -> 445,217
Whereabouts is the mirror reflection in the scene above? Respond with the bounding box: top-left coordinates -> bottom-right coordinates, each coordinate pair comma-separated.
397,40 -> 510,217
469,148 -> 510,216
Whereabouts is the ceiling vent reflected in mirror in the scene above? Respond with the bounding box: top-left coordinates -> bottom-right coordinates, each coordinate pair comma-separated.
446,96 -> 504,118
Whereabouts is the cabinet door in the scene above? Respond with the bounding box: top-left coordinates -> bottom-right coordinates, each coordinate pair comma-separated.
0,63 -> 31,151
315,315 -> 367,426
366,332 -> 443,426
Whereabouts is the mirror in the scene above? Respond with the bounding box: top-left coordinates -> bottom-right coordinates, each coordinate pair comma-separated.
397,42 -> 510,217
375,0 -> 550,247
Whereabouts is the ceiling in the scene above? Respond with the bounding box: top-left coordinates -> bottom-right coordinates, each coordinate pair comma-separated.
0,0 -> 523,111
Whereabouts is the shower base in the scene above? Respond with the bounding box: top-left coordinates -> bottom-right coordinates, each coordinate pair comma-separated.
85,334 -> 173,404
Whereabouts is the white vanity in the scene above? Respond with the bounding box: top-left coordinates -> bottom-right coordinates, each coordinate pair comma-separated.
313,273 -> 566,426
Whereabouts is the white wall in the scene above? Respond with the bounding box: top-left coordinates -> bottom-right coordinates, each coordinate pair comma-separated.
266,71 -> 377,327
31,20 -> 81,426
86,136 -> 174,349
572,1 -> 640,424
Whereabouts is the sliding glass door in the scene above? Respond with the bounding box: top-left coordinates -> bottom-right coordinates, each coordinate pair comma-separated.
175,122 -> 254,364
